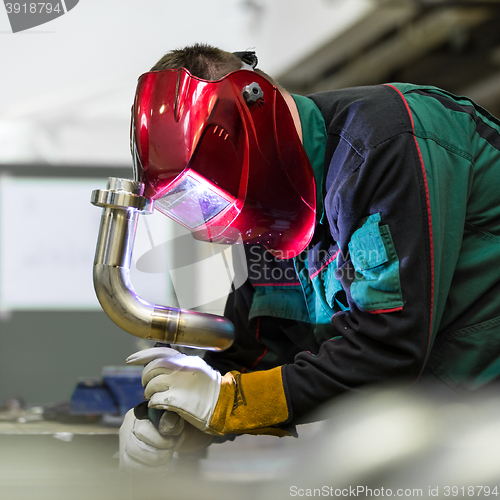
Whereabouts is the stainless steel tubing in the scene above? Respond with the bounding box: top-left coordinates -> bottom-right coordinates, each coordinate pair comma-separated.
91,177 -> 234,351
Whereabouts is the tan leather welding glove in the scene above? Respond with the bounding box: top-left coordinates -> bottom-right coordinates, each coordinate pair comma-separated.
209,368 -> 291,437
126,347 -> 290,437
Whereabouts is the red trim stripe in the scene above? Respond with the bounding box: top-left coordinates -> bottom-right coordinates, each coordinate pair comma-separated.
310,250 -> 340,280
384,84 -> 435,375
249,317 -> 268,370
253,282 -> 301,287
330,310 -> 343,323
367,306 -> 403,315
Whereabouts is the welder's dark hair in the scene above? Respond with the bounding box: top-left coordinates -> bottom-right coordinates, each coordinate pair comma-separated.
150,43 -> 242,80
150,43 -> 284,90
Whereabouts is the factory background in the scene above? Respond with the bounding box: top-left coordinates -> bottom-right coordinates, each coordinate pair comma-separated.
1,0 -> 500,496
4,0 -> 500,407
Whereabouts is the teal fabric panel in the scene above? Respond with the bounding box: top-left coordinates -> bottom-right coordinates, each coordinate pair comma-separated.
291,94 -> 327,221
249,285 -> 311,324
348,213 -> 404,311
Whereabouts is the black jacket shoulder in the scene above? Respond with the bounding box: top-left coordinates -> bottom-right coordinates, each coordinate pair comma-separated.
307,85 -> 413,152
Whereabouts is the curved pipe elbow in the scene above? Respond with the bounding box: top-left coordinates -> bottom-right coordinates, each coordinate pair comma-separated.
93,263 -> 234,351
91,178 -> 235,352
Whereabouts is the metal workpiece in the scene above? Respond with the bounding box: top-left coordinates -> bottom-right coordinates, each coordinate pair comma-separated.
91,177 -> 235,351
91,177 -> 153,213
175,308 -> 235,351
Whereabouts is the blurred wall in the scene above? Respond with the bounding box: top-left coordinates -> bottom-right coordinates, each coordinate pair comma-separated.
0,0 -> 365,407
6,0 -> 499,407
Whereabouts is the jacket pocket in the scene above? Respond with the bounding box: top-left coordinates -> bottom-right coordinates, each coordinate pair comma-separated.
425,315 -> 500,390
348,213 -> 404,312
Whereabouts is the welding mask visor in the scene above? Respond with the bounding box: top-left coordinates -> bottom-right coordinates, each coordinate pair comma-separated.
131,67 -> 316,259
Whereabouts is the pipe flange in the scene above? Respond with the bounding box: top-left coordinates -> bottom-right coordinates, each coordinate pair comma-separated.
91,188 -> 154,213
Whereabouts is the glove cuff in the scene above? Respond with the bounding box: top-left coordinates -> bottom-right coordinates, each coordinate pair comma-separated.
207,366 -> 289,435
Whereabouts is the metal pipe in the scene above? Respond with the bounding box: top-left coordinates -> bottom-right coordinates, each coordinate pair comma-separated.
91,177 -> 235,351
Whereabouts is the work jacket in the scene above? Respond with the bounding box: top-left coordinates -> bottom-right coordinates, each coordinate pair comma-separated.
205,83 -> 500,423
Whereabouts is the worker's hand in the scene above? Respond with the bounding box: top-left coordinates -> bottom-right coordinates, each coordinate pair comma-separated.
127,347 -> 292,437
119,408 -> 177,472
126,347 -> 221,432
149,406 -> 215,455
119,405 -> 214,473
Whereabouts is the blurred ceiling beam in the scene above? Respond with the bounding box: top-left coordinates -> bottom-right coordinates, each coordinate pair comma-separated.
461,71 -> 500,109
309,7 -> 490,92
279,0 -> 420,92
277,0 -> 500,116
413,0 -> 500,6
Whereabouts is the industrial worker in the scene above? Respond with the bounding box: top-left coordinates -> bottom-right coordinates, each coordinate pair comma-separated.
119,44 -> 500,470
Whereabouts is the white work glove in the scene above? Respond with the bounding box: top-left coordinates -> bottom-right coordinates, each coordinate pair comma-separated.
126,347 -> 222,432
119,408 -> 180,472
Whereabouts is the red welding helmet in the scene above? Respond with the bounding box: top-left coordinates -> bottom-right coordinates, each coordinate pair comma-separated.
131,65 -> 316,259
